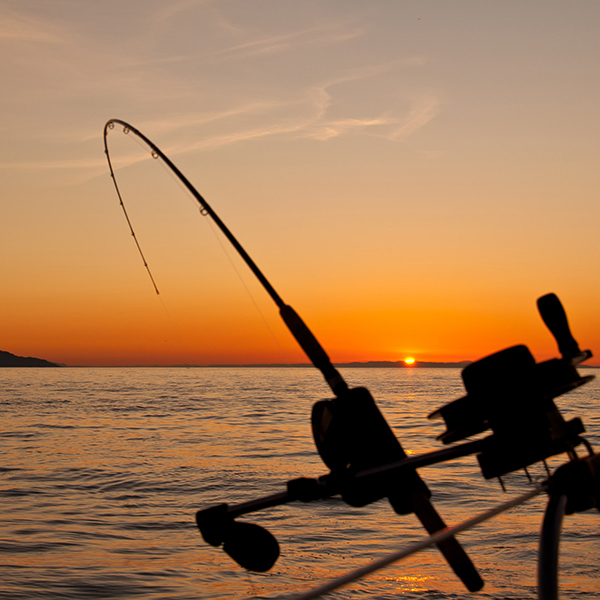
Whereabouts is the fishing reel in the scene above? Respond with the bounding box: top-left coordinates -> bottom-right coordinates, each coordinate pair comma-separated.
429,293 -> 593,480
312,387 -> 429,512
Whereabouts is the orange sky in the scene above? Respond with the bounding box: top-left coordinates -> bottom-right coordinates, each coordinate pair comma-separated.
1,1 -> 599,366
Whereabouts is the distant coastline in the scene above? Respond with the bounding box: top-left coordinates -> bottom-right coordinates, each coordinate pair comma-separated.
341,360 -> 472,368
0,350 -> 62,367
173,360 -> 473,369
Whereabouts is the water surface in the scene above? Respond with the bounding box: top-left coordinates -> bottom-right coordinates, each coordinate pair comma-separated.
1,367 -> 598,599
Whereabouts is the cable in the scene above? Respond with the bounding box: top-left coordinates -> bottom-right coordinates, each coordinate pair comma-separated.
284,484 -> 546,600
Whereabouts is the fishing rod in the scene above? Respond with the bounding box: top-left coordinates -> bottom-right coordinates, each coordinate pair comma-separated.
104,119 -> 483,591
104,120 -> 598,598
103,119 -> 346,397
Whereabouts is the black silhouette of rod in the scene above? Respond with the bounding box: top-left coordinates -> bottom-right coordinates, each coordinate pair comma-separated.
103,119 -> 347,396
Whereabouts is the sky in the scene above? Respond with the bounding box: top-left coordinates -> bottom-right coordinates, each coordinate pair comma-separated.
1,0 -> 599,367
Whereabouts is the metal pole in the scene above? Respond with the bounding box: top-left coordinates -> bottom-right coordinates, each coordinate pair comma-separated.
538,494 -> 567,600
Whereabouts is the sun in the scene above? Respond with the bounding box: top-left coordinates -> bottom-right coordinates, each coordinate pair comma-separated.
404,357 -> 416,366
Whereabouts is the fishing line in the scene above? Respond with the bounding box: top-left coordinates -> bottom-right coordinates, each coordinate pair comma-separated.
151,150 -> 289,361
104,122 -> 160,295
104,124 -> 198,355
284,484 -> 547,600
202,215 -> 289,362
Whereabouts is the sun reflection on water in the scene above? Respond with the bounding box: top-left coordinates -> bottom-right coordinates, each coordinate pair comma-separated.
378,574 -> 431,593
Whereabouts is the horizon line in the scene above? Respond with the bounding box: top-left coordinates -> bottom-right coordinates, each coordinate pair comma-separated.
54,359 -> 474,368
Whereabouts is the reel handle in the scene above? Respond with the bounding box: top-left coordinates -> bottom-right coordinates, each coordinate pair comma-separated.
537,293 -> 580,360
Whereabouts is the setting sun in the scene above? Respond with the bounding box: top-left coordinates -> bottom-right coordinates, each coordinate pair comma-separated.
404,357 -> 416,365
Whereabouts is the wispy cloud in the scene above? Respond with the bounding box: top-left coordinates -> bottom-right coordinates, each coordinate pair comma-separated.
153,62 -> 440,152
152,0 -> 212,23
389,95 -> 441,139
209,22 -> 363,60
0,157 -> 106,170
0,3 -> 439,182
0,7 -> 66,43
304,116 -> 401,141
78,61 -> 442,170
137,101 -> 287,136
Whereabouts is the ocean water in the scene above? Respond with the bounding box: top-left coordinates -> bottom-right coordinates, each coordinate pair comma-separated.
1,367 -> 598,600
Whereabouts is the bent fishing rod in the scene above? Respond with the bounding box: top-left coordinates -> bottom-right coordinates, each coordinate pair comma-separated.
104,118 -> 483,592
103,119 -> 345,396
104,120 -> 598,597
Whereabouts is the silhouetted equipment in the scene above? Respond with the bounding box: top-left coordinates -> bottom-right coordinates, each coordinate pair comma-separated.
196,504 -> 280,572
104,119 -> 599,598
429,293 -> 593,479
547,451 -> 600,515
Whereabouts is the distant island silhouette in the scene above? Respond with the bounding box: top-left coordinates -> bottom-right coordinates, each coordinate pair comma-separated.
0,350 -> 61,367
